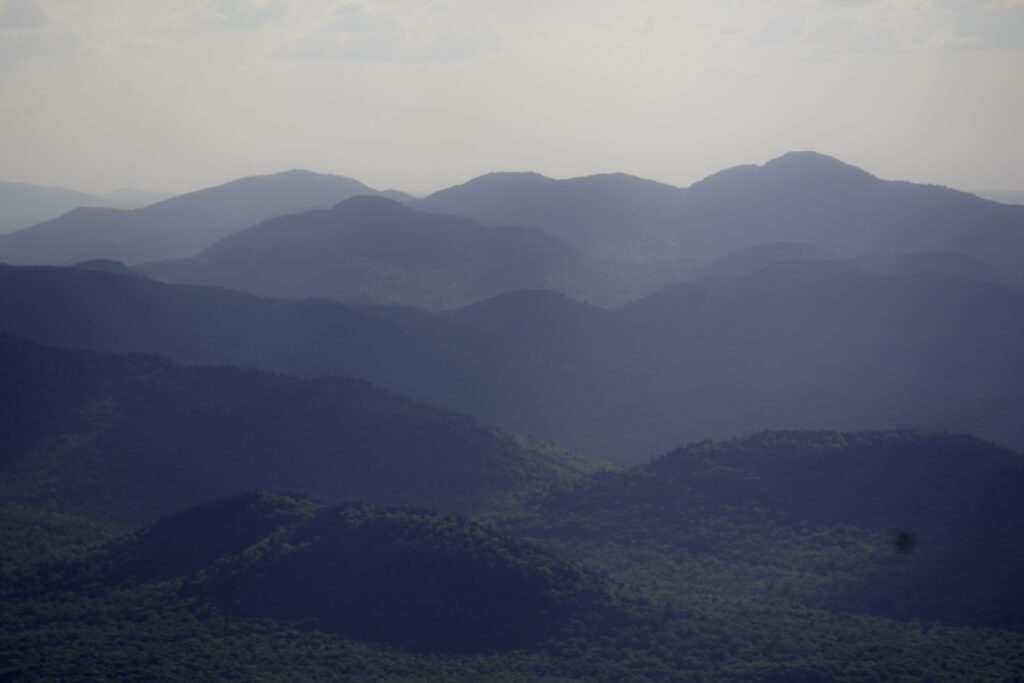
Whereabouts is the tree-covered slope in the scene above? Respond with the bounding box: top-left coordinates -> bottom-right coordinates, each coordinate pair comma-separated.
40,492 -> 621,653
0,335 -> 603,524
5,493 -> 1022,682
186,497 -> 621,652
492,430 -> 1024,630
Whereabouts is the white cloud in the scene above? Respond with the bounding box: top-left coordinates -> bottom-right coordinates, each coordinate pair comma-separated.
0,0 -> 47,30
0,26 -> 77,61
734,0 -> 1024,55
167,0 -> 289,32
0,0 -> 79,65
277,1 -> 498,62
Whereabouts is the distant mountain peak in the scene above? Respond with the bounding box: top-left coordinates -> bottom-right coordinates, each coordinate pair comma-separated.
762,150 -> 876,180
0,169 -> 407,266
450,170 -> 676,192
445,288 -> 609,327
449,171 -> 554,192
332,193 -> 410,211
470,287 -> 578,308
691,151 -> 876,193
473,171 -> 550,181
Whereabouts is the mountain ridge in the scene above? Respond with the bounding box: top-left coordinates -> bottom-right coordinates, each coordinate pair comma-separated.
0,333 -> 605,523
0,170 -> 407,267
2,261 -> 1022,461
137,195 -> 699,309
0,179 -> 140,235
411,151 -> 1024,272
492,429 -> 1024,629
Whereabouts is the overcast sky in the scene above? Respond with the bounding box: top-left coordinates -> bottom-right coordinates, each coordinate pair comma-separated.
1,0 -> 1022,195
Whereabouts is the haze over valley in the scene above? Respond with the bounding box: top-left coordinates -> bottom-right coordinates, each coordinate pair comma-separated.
2,1 -> 1023,680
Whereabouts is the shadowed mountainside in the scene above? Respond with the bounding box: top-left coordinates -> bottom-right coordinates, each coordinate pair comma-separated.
492,430 -> 1024,630
4,475 -> 1024,681
0,335 -> 603,524
1,262 -> 1022,462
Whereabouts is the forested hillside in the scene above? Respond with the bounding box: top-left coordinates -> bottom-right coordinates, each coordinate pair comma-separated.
492,430 -> 1024,629
4,493 -> 1022,682
0,335 -> 600,526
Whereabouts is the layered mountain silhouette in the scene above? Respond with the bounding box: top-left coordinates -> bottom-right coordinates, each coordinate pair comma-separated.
139,195 -> 702,309
6,151 -> 1024,683
494,430 -> 1024,630
140,196 -> 582,310
0,170 -> 411,266
0,179 -> 165,235
72,259 -> 149,278
8,152 -> 1021,310
0,335 -> 601,523
678,152 -> 1024,272
694,242 -> 1015,288
411,171 -> 684,255
413,152 -> 1024,274
2,262 -> 1022,462
690,241 -> 839,281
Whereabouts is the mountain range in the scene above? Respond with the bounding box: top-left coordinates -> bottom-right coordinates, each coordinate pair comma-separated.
412,151 -> 1024,274
131,151 -> 1024,311
412,170 -> 684,256
2,261 -> 1021,462
4,152 -> 1023,309
3,434 -> 1023,681
3,150 -> 1024,680
0,170 -> 411,266
493,430 -> 1024,630
0,334 -> 599,525
0,179 -> 170,235
139,195 -> 701,309
125,151 -> 1023,310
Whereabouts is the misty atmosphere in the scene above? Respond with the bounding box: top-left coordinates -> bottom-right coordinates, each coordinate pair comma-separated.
2,1 -> 1024,681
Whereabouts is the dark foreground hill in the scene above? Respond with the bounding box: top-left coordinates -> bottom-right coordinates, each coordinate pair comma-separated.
4,492 -> 1022,682
1,262 -> 1023,462
0,170 -> 408,266
0,335 -> 601,524
36,495 -> 623,653
493,430 -> 1024,631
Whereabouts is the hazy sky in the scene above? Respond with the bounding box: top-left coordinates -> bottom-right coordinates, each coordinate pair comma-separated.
1,0 -> 1022,195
